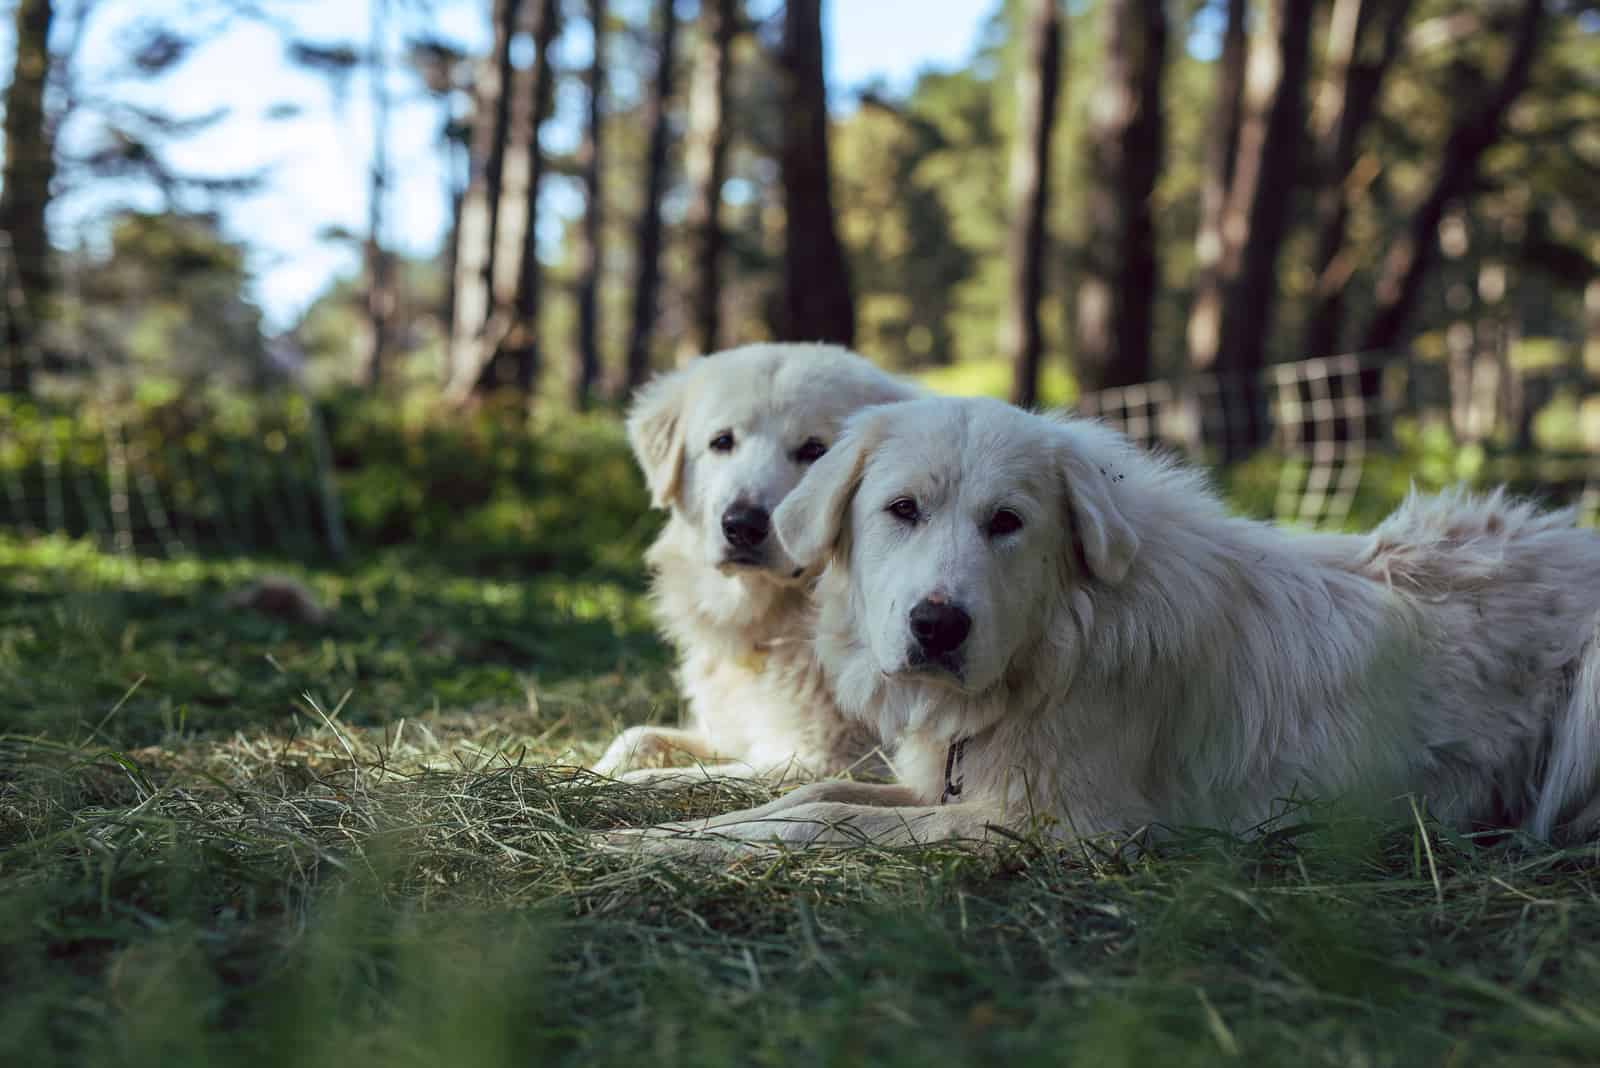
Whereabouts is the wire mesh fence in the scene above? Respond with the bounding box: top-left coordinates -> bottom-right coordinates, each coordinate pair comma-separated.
0,388 -> 347,559
1078,348 -> 1600,530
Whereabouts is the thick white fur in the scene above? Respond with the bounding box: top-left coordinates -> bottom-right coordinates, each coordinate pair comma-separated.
593,343 -> 921,784
612,395 -> 1600,854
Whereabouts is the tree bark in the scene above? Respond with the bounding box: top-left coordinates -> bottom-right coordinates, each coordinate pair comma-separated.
1206,0 -> 1316,459
677,0 -> 737,362
1004,0 -> 1063,410
1183,0 -> 1246,374
1359,0 -> 1544,354
475,0 -> 562,395
1214,0 -> 1314,376
448,0 -> 523,391
622,0 -> 680,394
1300,0 -> 1412,360
0,0 -> 55,394
363,0 -> 396,387
1073,0 -> 1166,394
778,0 -> 854,346
573,0 -> 607,407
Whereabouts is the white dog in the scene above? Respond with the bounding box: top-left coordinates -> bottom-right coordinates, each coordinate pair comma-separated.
612,395 -> 1600,852
592,343 -> 921,784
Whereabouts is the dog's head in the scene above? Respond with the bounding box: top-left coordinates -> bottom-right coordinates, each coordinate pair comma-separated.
773,396 -> 1140,705
627,343 -> 919,581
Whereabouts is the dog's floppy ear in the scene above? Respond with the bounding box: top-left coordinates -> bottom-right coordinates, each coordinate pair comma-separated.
625,366 -> 694,509
772,405 -> 893,581
1056,428 -> 1140,585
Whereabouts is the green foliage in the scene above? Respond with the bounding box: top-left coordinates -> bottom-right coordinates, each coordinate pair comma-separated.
321,389 -> 657,574
296,257 -> 453,391
914,353 -> 1077,407
55,213 -> 272,386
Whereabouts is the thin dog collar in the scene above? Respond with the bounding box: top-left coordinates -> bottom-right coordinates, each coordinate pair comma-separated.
941,736 -> 969,805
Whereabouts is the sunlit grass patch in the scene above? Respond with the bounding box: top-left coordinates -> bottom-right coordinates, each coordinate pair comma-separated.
913,357 -> 1077,409
0,534 -> 671,749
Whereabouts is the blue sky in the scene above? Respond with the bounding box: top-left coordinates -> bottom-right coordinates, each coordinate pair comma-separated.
20,0 -> 999,330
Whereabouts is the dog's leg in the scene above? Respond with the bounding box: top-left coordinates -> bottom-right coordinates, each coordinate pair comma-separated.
601,781 -> 920,850
613,761 -> 770,787
606,793 -> 1008,858
591,725 -> 718,777
696,780 -> 923,822
613,754 -> 848,787
1531,614 -> 1600,839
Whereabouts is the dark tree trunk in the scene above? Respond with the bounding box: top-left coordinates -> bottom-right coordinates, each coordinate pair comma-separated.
1005,0 -> 1063,410
678,0 -> 737,361
1214,0 -> 1315,377
1208,0 -> 1316,459
443,163 -> 465,345
0,0 -> 55,394
622,0 -> 680,394
477,0 -> 562,395
1360,0 -> 1544,354
363,0 -> 396,387
573,0 -> 607,407
448,0 -> 523,390
778,0 -> 854,346
1073,0 -> 1166,394
1300,0 -> 1412,360
1185,0 -> 1248,370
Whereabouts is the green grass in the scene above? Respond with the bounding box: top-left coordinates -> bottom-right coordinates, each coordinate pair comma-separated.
4,410 -> 1600,1066
913,356 -> 1077,408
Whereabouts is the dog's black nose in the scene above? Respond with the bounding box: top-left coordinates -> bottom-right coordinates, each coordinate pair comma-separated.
721,505 -> 771,550
909,599 -> 972,656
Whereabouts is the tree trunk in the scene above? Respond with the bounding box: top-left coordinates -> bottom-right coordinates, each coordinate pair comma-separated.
622,0 -> 680,394
363,0 -> 396,387
475,0 -> 561,396
448,0 -> 523,391
573,0 -> 607,407
1210,0 -> 1316,459
0,0 -> 55,394
1073,0 -> 1166,394
677,0 -> 737,362
1215,0 -> 1314,374
1359,0 -> 1544,354
442,153 -> 465,346
1586,277 -> 1600,382
1300,0 -> 1412,360
1005,0 -> 1063,410
778,0 -> 854,346
1184,0 -> 1246,374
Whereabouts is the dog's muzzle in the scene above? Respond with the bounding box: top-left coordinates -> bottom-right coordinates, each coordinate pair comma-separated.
906,596 -> 971,678
720,503 -> 771,567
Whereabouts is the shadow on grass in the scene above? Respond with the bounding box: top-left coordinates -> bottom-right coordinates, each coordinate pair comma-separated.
0,535 -> 673,748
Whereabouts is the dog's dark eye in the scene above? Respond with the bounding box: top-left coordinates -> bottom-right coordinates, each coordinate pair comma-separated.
709,431 -> 735,453
794,438 -> 828,464
987,508 -> 1024,538
887,497 -> 920,523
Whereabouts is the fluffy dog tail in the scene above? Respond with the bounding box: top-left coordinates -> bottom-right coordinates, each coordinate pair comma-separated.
1530,614 -> 1600,841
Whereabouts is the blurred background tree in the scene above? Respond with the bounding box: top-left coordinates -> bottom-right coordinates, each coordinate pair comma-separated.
0,0 -> 1594,449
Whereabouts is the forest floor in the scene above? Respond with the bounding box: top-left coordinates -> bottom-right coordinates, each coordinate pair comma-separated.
5,441 -> 1600,1067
